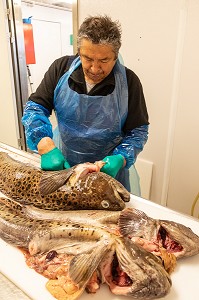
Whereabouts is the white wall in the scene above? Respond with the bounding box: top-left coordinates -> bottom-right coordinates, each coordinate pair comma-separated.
0,0 -> 20,148
166,1 -> 199,215
78,0 -> 199,215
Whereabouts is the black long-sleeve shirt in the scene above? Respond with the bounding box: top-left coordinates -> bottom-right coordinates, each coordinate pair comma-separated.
29,55 -> 149,133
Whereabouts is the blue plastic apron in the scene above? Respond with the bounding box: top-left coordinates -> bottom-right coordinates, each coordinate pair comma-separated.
53,56 -> 130,190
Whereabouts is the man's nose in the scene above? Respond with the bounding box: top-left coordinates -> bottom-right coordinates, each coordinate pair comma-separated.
90,61 -> 101,73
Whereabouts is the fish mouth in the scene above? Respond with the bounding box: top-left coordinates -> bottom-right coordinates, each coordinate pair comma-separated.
131,226 -> 185,260
111,181 -> 130,203
100,251 -> 133,295
107,253 -> 133,294
157,226 -> 184,256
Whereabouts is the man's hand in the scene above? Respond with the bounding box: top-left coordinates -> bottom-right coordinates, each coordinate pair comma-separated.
101,154 -> 125,178
38,137 -> 70,171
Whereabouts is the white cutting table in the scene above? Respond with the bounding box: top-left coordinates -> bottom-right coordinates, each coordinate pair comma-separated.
0,142 -> 199,300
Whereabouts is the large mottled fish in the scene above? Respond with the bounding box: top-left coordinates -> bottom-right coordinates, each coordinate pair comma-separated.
119,208 -> 199,259
0,151 -> 130,211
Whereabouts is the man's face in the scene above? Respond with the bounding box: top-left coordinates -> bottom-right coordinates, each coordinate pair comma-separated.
79,39 -> 117,84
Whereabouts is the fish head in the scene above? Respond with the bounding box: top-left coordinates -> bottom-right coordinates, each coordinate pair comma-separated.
99,237 -> 171,299
159,220 -> 199,258
71,172 -> 130,211
119,209 -> 199,259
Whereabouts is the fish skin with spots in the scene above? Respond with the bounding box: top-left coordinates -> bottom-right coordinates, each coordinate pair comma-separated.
0,152 -> 130,211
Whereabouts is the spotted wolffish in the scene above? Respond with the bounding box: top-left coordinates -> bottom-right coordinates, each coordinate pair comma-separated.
0,152 -> 129,211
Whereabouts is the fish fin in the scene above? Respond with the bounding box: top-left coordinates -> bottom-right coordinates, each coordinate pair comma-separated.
39,168 -> 75,195
69,240 -> 111,288
119,208 -> 150,236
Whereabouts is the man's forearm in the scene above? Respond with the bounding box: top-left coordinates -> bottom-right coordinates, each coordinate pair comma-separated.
21,100 -> 53,151
113,124 -> 149,168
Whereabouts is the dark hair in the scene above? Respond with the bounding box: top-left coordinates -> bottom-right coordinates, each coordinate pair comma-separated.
77,15 -> 122,58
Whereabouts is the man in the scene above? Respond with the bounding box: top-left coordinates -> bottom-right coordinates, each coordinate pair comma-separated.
22,15 -> 149,191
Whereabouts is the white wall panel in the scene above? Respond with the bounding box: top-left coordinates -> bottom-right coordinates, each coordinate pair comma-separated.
166,0 -> 199,215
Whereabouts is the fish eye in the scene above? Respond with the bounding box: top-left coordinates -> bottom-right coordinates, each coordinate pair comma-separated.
101,200 -> 110,208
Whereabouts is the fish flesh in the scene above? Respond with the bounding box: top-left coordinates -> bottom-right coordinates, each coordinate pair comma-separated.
98,238 -> 171,299
119,208 -> 199,259
0,151 -> 130,211
25,251 -> 92,300
23,226 -> 116,300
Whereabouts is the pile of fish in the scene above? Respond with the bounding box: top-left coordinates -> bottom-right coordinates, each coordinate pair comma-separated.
0,151 -> 199,300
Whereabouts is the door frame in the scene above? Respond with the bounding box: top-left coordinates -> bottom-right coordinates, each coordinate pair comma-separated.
6,0 -> 78,150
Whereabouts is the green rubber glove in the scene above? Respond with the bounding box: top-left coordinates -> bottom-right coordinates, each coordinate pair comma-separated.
64,160 -> 70,169
101,154 -> 124,178
41,147 -> 70,171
